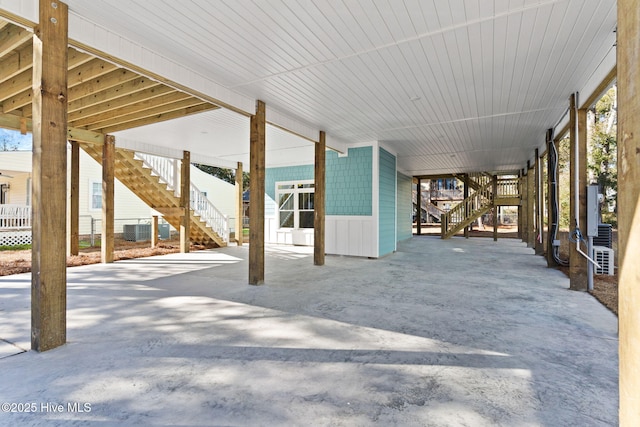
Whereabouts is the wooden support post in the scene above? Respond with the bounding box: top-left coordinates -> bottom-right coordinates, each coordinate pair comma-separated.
31,0 -> 68,351
151,215 -> 159,248
569,94 -> 588,291
523,171 -> 528,243
617,0 -> 640,422
492,175 -> 498,241
464,174 -> 470,238
69,140 -> 79,256
527,163 -> 535,248
416,178 -> 422,235
534,149 -> 544,255
517,171 -> 523,240
101,135 -> 115,263
235,161 -> 243,246
314,131 -> 326,266
249,100 -> 266,285
546,129 -> 559,267
180,150 -> 190,253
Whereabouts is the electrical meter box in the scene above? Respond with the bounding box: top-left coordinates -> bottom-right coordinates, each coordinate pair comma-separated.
586,185 -> 599,237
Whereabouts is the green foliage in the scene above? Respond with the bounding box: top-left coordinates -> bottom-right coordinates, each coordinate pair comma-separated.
193,163 -> 249,189
588,87 -> 617,225
0,244 -> 31,251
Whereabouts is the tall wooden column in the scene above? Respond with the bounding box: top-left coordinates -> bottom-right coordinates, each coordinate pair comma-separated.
492,175 -> 498,241
569,94 -> 588,291
534,149 -> 544,255
180,150 -> 190,253
249,100 -> 266,285
69,140 -> 79,255
517,171 -> 523,240
101,135 -> 115,263
416,178 -> 422,235
235,161 -> 243,246
31,0 -> 68,352
546,129 -> 558,267
617,0 -> 640,423
521,170 -> 529,244
463,174 -> 470,238
151,215 -> 159,248
527,163 -> 535,248
314,131 -> 326,266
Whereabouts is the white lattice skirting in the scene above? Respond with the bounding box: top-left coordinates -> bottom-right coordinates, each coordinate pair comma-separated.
0,230 -> 32,246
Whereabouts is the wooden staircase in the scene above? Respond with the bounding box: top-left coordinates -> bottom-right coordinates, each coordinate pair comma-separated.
441,174 -> 521,239
80,144 -> 227,247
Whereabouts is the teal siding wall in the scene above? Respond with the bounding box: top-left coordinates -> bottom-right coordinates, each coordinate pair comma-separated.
396,172 -> 413,241
326,146 -> 372,215
265,165 -> 314,200
265,147 -> 372,216
378,148 -> 396,256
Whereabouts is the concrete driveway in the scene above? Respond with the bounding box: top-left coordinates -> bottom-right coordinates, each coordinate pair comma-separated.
0,236 -> 618,426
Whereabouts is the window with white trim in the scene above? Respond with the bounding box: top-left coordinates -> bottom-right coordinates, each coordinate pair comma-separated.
276,180 -> 315,229
90,181 -> 102,210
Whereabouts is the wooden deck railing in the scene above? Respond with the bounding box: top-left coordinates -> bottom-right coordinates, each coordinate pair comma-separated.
0,204 -> 31,229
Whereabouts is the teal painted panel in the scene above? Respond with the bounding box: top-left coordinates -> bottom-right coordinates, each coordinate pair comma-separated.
265,165 -> 314,200
326,146 -> 372,216
396,172 -> 413,241
379,148 -> 396,256
264,146 -> 373,217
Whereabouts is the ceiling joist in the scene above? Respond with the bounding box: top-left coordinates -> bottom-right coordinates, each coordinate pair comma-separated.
0,20 -> 219,137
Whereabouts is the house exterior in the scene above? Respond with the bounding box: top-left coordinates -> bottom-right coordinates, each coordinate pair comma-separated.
264,142 -> 413,258
0,149 -> 235,244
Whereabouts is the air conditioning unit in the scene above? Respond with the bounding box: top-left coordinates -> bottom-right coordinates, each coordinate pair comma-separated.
592,245 -> 614,275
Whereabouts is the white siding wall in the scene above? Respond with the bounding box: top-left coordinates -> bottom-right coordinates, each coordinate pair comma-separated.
1,172 -> 30,205
189,166 -> 236,227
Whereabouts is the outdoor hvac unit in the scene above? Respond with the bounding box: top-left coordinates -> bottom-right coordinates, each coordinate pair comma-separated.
158,223 -> 170,240
594,224 -> 613,248
592,245 -> 614,276
123,224 -> 151,242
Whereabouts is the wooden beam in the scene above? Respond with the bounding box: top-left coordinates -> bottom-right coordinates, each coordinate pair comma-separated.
580,65 -> 617,110
69,89 -> 187,127
235,161 -> 243,246
0,21 -> 32,57
416,178 -> 422,235
463,174 -> 469,238
0,43 -> 32,83
314,131 -> 326,266
101,135 -> 115,263
99,103 -> 216,133
492,176 -> 498,241
535,149 -> 544,255
180,150 -> 190,253
69,141 -> 79,256
31,0 -> 68,352
2,57 -> 118,114
87,97 -> 204,131
249,100 -> 266,285
617,0 -> 640,422
527,164 -> 535,248
569,94 -> 588,291
546,129 -> 559,267
67,77 -> 162,114
0,112 -> 104,144
151,215 -> 159,248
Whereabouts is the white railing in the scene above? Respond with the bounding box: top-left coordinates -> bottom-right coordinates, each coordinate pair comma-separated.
191,184 -> 230,243
0,204 -> 31,230
135,152 -> 229,243
134,152 -> 180,196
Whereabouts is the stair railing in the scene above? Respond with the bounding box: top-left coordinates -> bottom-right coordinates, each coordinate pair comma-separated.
190,184 -> 230,243
441,178 -> 494,238
134,153 -> 180,197
135,152 -> 229,243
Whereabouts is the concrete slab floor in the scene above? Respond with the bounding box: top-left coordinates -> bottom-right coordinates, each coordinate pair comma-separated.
0,236 -> 618,426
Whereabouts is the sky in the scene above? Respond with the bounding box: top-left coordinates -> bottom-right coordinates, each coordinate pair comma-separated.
0,129 -> 32,151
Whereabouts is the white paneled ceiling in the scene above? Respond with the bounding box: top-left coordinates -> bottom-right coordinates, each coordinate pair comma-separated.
9,0 -> 618,174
